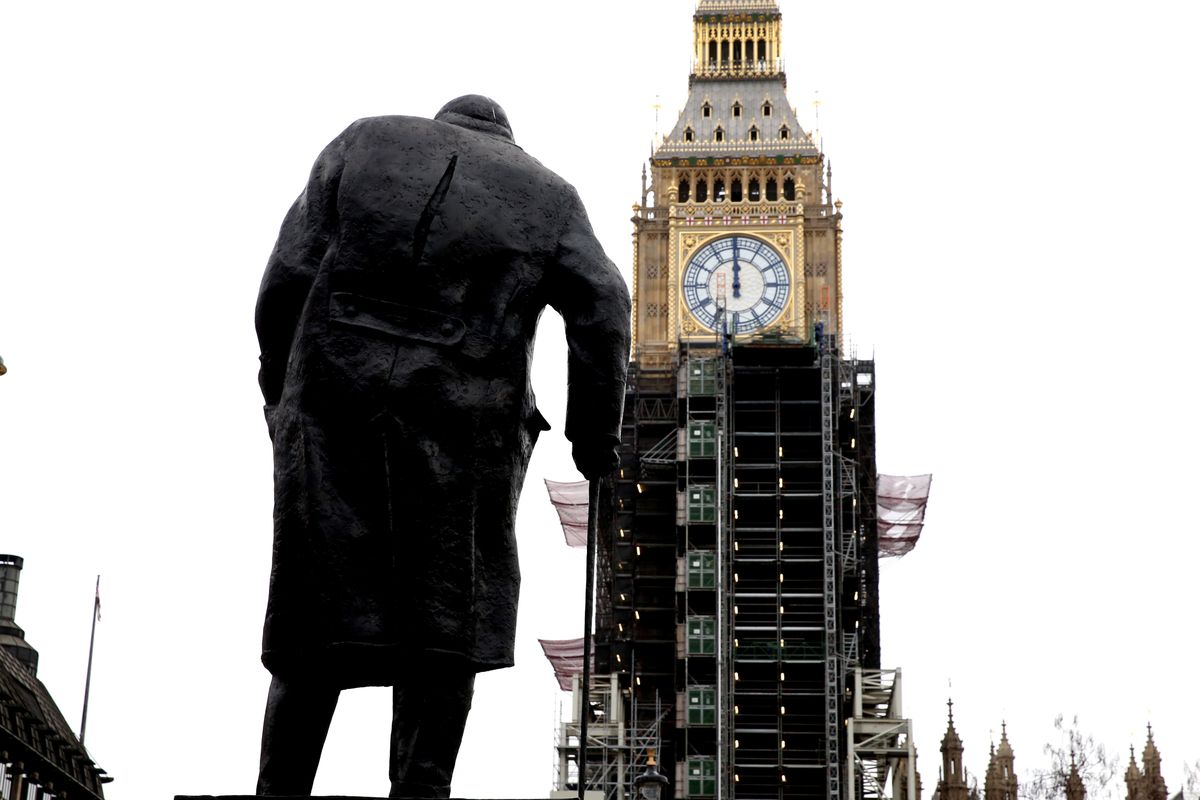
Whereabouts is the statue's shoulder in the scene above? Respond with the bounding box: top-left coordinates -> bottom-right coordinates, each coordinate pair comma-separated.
335,114 -> 575,199
340,114 -> 444,141
338,114 -> 515,155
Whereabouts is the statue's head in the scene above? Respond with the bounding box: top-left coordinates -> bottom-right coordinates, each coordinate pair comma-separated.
435,95 -> 514,142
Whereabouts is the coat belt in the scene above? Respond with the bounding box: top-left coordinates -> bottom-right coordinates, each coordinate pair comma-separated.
329,291 -> 493,359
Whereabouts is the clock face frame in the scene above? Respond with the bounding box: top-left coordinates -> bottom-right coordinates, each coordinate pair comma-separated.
681,234 -> 791,335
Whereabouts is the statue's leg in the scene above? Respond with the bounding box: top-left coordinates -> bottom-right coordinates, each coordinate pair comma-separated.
257,674 -> 340,795
389,662 -> 476,799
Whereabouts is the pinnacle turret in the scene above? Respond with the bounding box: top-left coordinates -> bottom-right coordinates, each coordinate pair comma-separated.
938,700 -> 969,800
1066,749 -> 1087,800
1127,745 -> 1145,800
984,721 -> 1017,800
1141,725 -> 1168,800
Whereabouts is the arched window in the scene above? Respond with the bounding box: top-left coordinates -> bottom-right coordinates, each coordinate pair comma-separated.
714,179 -> 726,202
733,40 -> 742,66
732,102 -> 742,118
678,179 -> 690,203
766,177 -> 778,201
748,126 -> 759,142
780,125 -> 790,140
748,178 -> 761,201
702,103 -> 712,118
696,179 -> 708,203
783,177 -> 796,201
714,127 -> 724,143
731,179 -> 742,203
684,127 -> 695,142
757,38 -> 767,67
762,101 -> 772,117
720,40 -> 729,67
708,40 -> 718,68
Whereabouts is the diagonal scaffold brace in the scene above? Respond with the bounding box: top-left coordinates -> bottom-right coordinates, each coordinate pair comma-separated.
577,478 -> 600,800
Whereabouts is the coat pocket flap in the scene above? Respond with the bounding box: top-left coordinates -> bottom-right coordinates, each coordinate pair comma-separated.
330,292 -> 466,347
528,407 -> 552,432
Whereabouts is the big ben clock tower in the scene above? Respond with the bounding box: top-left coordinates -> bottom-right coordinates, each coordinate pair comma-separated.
632,0 -> 842,369
553,4 -> 916,800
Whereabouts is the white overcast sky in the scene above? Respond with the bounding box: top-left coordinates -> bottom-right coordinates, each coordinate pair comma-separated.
1,1 -> 1198,798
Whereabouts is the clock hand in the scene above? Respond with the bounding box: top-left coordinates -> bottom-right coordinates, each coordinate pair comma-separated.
731,237 -> 742,299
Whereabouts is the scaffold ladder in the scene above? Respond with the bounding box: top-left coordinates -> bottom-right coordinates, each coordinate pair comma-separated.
820,348 -> 842,800
714,315 -> 736,800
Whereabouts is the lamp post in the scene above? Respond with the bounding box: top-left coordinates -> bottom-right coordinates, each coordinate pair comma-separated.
634,749 -> 669,800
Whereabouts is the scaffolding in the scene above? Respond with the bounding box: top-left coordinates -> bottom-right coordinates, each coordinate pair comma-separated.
577,336 -> 890,800
675,337 -> 735,800
844,669 -> 917,800
556,672 -> 670,800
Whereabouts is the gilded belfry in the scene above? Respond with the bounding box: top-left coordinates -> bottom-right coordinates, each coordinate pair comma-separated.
632,0 -> 843,370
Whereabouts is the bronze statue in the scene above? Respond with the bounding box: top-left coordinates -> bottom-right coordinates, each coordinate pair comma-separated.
254,95 -> 630,797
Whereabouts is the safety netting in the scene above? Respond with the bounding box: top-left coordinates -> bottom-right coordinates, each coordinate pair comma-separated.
877,474 -> 932,558
538,637 -> 594,691
544,479 -> 590,547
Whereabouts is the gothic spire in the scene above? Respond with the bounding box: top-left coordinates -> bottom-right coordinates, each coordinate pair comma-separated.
1066,749 -> 1087,800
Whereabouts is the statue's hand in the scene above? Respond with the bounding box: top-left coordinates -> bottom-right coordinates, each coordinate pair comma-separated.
572,436 -> 619,480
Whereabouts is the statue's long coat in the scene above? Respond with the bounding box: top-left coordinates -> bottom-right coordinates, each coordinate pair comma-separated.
256,115 -> 630,688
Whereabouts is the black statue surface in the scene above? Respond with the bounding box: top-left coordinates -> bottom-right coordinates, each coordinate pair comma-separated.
254,95 -> 631,797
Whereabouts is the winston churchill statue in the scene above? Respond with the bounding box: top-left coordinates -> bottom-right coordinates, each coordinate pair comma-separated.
254,95 -> 630,797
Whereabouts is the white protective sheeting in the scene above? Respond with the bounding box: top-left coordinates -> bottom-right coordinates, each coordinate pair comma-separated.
544,479 -> 591,547
538,637 -> 594,691
877,474 -> 932,557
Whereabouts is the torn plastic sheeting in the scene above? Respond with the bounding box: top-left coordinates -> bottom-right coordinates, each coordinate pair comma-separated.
538,637 -> 594,691
544,478 -> 590,547
877,474 -> 932,558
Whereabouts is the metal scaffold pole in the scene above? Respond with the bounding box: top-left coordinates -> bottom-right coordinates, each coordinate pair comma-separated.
579,479 -> 600,800
715,308 -> 735,800
821,347 -> 842,800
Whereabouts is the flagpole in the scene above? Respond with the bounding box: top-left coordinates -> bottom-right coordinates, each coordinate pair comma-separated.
80,575 -> 99,747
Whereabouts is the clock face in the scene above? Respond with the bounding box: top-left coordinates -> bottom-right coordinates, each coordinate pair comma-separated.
682,235 -> 790,335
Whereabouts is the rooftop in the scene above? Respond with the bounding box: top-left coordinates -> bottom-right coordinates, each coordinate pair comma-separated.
656,78 -> 818,160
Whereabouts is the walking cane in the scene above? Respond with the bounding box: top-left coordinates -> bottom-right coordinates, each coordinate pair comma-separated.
578,477 -> 600,800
